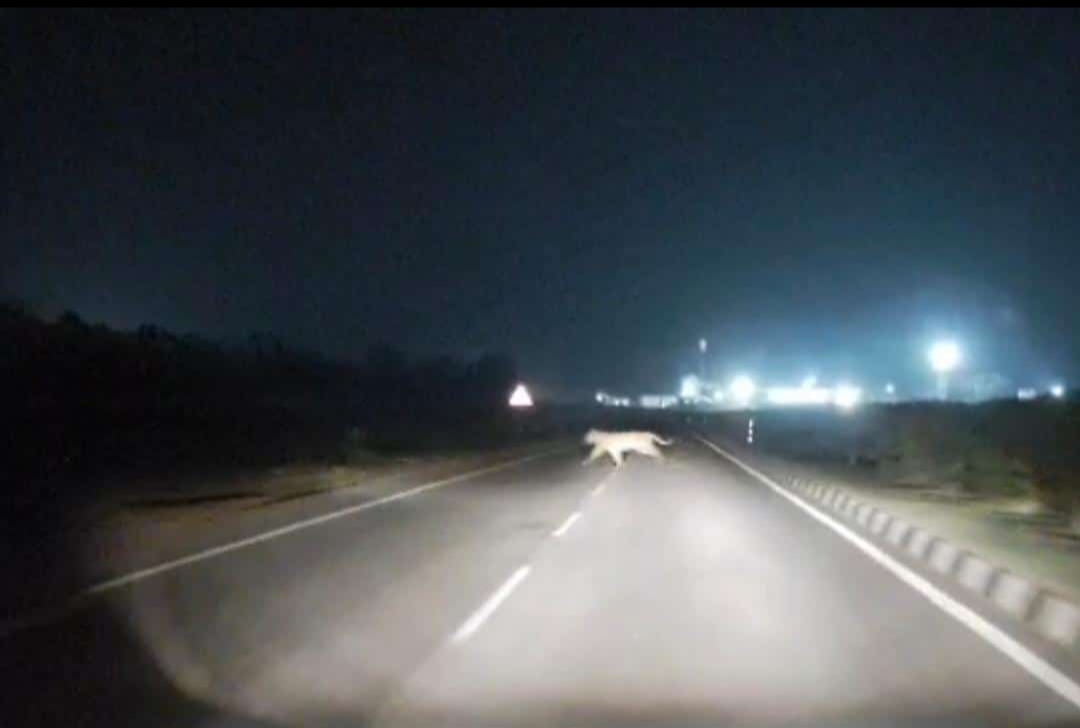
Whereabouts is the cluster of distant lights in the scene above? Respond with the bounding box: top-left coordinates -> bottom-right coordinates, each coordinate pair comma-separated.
594,378 -> 1066,412
679,374 -> 864,411
1020,384 -> 1067,401
595,391 -> 633,407
925,339 -> 1066,401
673,376 -> 1066,411
585,339 -> 1070,413
589,339 -> 1069,413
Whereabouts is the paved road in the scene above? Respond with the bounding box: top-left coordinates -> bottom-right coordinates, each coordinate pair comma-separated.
3,439 -> 1079,727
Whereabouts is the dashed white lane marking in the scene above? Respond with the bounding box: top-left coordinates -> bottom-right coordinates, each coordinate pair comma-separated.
552,511 -> 582,537
451,565 -> 531,644
591,468 -> 618,496
449,463 -> 614,645
696,435 -> 1080,712
447,459 -> 616,646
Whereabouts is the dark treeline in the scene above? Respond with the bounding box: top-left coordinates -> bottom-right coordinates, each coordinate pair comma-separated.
1,301 -> 520,498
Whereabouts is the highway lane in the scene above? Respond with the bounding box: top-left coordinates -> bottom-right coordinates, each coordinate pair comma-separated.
1,446 -> 594,727
375,442 -> 1080,728
3,439 -> 1079,727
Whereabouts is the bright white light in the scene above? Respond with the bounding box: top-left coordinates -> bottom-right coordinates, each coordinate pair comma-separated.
640,394 -> 678,409
680,375 -> 701,399
699,338 -> 707,353
508,384 -> 533,408
802,375 -> 818,389
595,391 -> 606,403
885,383 -> 896,395
730,375 -> 756,406
1017,388 -> 1037,401
766,386 -> 831,406
834,384 -> 861,410
1050,383 -> 1066,399
929,340 -> 961,373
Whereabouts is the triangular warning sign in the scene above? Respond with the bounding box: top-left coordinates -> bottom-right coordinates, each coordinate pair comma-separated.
508,383 -> 533,408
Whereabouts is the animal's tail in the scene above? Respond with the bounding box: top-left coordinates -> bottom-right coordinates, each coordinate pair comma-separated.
653,435 -> 673,446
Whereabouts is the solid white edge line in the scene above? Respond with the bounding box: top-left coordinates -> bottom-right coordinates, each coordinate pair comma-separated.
552,511 -> 582,537
695,435 -> 1080,712
83,448 -> 563,597
451,565 -> 531,643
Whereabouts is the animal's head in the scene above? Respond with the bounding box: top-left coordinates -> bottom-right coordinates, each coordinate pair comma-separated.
583,429 -> 600,445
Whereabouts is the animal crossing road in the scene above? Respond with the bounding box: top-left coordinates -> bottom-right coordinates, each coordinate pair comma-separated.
2,439 -> 1077,727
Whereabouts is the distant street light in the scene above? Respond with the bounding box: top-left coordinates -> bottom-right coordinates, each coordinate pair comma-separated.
928,340 -> 961,400
929,340 -> 961,372
730,375 -> 756,408
1050,383 -> 1066,399
698,338 -> 707,380
834,384 -> 862,410
680,375 -> 701,400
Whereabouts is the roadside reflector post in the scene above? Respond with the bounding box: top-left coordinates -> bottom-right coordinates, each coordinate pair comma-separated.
508,383 -> 534,440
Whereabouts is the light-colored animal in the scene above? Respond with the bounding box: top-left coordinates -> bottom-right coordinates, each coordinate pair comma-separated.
582,429 -> 673,466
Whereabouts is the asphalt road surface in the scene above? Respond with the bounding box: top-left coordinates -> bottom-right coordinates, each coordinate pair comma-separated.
3,438 -> 1080,727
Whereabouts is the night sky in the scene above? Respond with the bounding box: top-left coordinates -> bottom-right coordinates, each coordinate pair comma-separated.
5,9 -> 1080,397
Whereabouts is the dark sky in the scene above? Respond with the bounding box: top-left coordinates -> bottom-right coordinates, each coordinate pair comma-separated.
5,9 -> 1080,397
